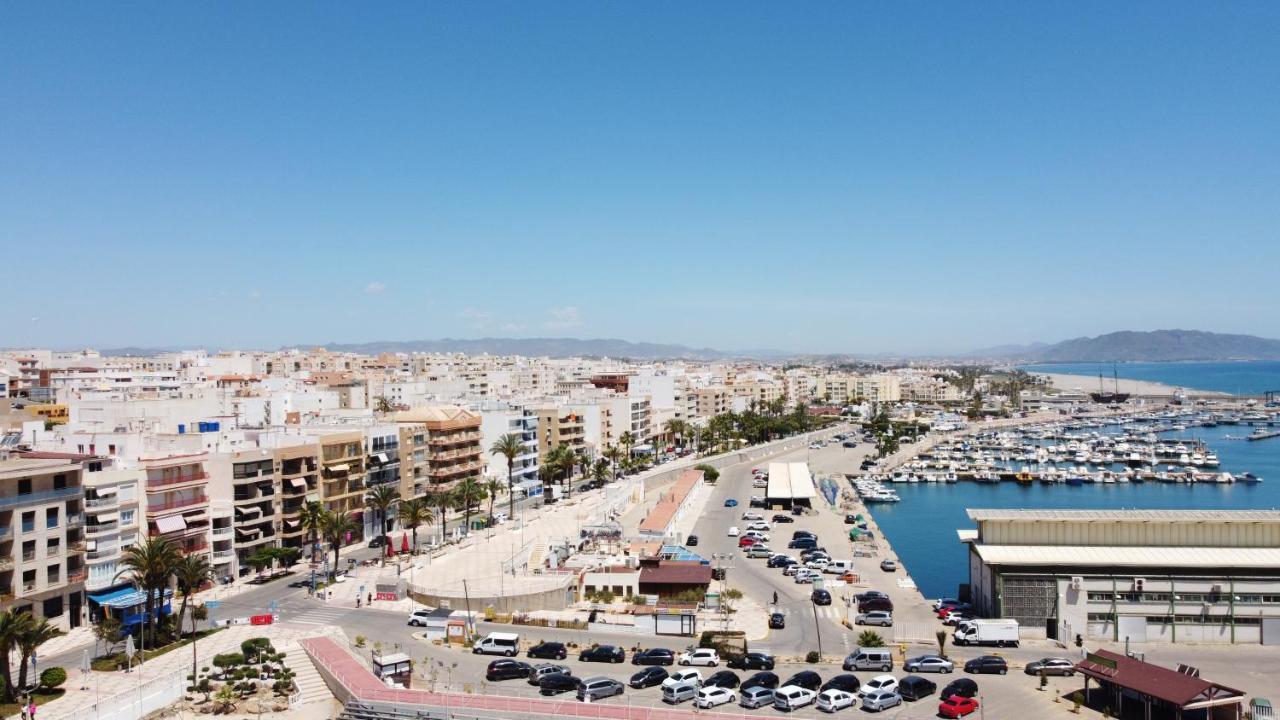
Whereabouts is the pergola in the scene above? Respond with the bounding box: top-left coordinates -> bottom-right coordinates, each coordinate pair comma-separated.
1075,649 -> 1245,720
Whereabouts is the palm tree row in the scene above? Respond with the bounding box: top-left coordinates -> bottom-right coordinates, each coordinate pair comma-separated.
0,610 -> 62,702
114,536 -> 213,686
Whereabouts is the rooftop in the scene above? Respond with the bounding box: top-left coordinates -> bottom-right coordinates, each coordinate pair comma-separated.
766,461 -> 817,500
1076,649 -> 1243,709
972,544 -> 1280,569
967,509 -> 1280,523
0,456 -> 82,477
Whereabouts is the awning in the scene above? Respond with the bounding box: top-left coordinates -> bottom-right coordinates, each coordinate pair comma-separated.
235,505 -> 260,516
155,515 -> 187,534
305,493 -> 320,503
288,477 -> 307,489
88,586 -> 138,605
284,519 -> 300,529
86,539 -> 98,551
373,453 -> 389,464
95,486 -> 119,497
102,588 -> 174,609
328,463 -> 349,473
91,511 -> 120,523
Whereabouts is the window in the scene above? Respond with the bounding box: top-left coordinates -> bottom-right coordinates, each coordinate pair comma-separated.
22,541 -> 36,562
46,538 -> 60,554
47,564 -> 60,584
21,511 -> 35,533
18,479 -> 32,495
46,508 -> 59,529
53,474 -> 67,490
120,509 -> 136,525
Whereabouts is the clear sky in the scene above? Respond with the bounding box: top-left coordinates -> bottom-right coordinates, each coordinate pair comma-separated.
3,2 -> 1278,355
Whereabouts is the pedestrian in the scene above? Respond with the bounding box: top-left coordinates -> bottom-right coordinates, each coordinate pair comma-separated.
21,702 -> 29,720
29,701 -> 36,720
367,592 -> 373,605
356,597 -> 361,608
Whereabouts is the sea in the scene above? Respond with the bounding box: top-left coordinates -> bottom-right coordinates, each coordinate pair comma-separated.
866,361 -> 1280,601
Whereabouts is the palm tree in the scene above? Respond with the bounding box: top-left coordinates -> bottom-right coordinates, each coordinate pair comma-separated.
664,419 -> 686,449
365,484 -> 400,560
117,536 -> 180,647
16,616 -> 61,692
489,433 -> 525,520
619,431 -> 636,459
603,445 -> 623,479
397,497 -> 433,551
173,553 -> 212,687
299,500 -> 327,563
592,458 -> 611,486
321,510 -> 359,575
424,487 -> 451,544
0,610 -> 29,702
545,444 -> 575,499
483,477 -> 504,523
452,478 -> 485,534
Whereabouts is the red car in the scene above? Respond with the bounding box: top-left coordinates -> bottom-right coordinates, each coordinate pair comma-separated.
938,694 -> 980,718
738,536 -> 759,548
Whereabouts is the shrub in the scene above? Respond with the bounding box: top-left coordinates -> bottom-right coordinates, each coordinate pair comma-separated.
241,637 -> 274,663
857,631 -> 885,648
213,652 -> 245,677
40,666 -> 67,690
355,635 -> 367,648
804,651 -> 821,664
695,464 -> 720,484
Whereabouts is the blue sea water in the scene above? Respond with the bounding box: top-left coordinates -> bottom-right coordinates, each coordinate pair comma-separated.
866,423 -> 1280,600
1020,361 -> 1280,396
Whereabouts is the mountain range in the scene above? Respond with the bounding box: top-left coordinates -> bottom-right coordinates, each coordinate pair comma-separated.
977,330 -> 1280,363
296,337 -> 785,360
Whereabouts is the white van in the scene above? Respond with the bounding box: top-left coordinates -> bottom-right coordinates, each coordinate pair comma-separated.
472,631 -> 521,656
826,560 -> 854,575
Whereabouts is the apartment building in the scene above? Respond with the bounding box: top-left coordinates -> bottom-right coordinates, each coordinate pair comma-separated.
397,423 -> 429,500
535,407 -> 587,457
391,406 -> 484,498
690,387 -> 731,420
816,375 -> 852,404
479,407 -> 539,497
277,442 -> 321,550
0,456 -> 88,630
855,374 -> 903,403
364,425 -> 401,537
311,430 -> 368,533
141,452 -> 212,560
82,463 -> 143,594
212,449 -> 280,578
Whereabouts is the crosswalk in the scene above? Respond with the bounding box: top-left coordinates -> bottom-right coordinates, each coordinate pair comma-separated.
281,606 -> 350,627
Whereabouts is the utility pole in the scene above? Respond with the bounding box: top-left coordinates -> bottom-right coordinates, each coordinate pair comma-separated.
811,600 -> 824,659
462,579 -> 476,639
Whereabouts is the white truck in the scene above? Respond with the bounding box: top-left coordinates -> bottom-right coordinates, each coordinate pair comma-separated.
953,619 -> 1019,647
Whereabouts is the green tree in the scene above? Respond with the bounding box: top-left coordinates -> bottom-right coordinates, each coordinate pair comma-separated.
93,615 -> 125,656
483,477 -> 504,523
489,433 -> 525,520
16,617 -> 61,692
544,444 -> 576,499
857,630 -> 885,647
299,500 -> 327,563
374,396 -> 394,413
116,535 -> 180,647
451,477 -> 485,532
602,445 -> 623,479
720,588 -> 743,615
173,552 -> 212,691
321,510 -> 359,574
695,463 -> 720,484
397,497 -> 433,551
592,459 -> 611,486
935,629 -> 948,658
365,483 -> 401,559
0,610 -> 31,702
39,666 -> 67,690
619,431 -> 636,459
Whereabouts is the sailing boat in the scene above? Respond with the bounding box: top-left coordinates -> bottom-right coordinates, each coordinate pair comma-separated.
1090,364 -> 1132,404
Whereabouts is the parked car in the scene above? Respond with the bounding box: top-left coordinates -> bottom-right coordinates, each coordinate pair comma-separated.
771,514 -> 795,523
727,526 -> 740,537
793,569 -> 820,584
897,675 -> 937,701
632,648 -> 675,666
1024,658 -> 1076,676
738,536 -> 757,548
704,670 -> 740,688
367,536 -> 387,548
791,530 -> 818,540
788,538 -> 819,549
817,689 -> 856,712
662,669 -> 703,689
746,545 -> 773,558
857,590 -> 889,602
880,559 -> 898,571
905,655 -> 954,673
940,678 -> 979,699
406,609 -> 434,627
805,557 -> 832,571
943,610 -> 977,626
724,499 -> 738,507
527,663 -> 571,686
538,672 -> 579,695
768,612 -> 786,629
629,666 -> 669,688
773,685 -> 817,711
855,610 -> 893,626
728,652 -> 776,671
938,695 -> 981,718
679,648 -> 720,666
844,649 -> 893,672
686,534 -> 699,546
695,686 -> 736,708
964,656 -> 1008,675
527,642 -> 568,660
861,689 -> 903,712
858,598 -> 894,613
781,671 -> 823,691
739,685 -> 776,709
858,675 -> 898,698
768,555 -> 797,568
662,680 -> 699,704
579,645 -> 625,663
746,521 -> 771,532
741,671 -> 780,690
844,514 -> 859,524
820,674 -> 861,694
812,589 -> 832,605
933,597 -> 962,610
485,659 -> 532,681
577,676 -> 625,702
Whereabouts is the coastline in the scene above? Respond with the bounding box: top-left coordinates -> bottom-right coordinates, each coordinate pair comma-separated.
1031,371 -> 1230,397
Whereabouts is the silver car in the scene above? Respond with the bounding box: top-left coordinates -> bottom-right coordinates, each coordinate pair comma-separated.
855,610 -> 893,626
528,663 -> 571,685
905,655 -> 954,673
1025,657 -> 1076,676
861,689 -> 903,712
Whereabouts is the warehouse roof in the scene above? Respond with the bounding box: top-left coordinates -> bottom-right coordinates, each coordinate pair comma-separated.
766,462 -> 817,500
972,544 -> 1280,569
967,509 -> 1280,523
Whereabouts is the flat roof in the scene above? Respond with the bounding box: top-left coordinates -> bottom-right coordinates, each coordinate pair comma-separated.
0,457 -> 81,477
766,462 -> 817,500
968,509 -> 1280,523
973,544 -> 1280,569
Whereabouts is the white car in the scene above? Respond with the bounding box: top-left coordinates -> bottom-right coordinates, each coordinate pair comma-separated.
816,689 -> 856,712
727,526 -> 740,537
773,685 -> 817,711
741,512 -> 764,521
746,521 -> 771,532
678,648 -> 720,667
857,675 -> 899,698
743,530 -> 770,542
694,686 -> 736,708
406,609 -> 434,626
805,557 -> 831,571
793,569 -> 820,584
661,669 -> 702,689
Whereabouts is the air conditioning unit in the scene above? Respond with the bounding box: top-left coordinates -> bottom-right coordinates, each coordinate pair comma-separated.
1070,576 -> 1084,590
1134,578 -> 1146,592
1210,583 -> 1223,593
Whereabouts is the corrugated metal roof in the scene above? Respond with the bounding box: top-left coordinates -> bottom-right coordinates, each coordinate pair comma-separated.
967,509 -> 1280,523
973,544 -> 1280,568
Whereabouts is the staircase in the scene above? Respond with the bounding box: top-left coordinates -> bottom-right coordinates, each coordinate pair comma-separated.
282,639 -> 336,707
526,542 -> 547,572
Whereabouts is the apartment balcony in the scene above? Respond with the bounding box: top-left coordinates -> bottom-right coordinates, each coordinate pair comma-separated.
211,524 -> 234,539
66,516 -> 85,529
233,491 -> 275,505
0,557 -> 12,571
146,471 -> 208,489
85,497 -> 119,509
427,460 -> 484,479
0,486 -> 83,510
147,495 -> 209,513
87,545 -> 121,561
85,521 -> 119,536
428,431 -> 481,447
211,549 -> 235,561
69,540 -> 86,553
429,448 -> 477,462
68,570 -> 87,583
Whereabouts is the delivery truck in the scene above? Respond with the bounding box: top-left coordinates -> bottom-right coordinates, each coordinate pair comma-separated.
953,619 -> 1019,647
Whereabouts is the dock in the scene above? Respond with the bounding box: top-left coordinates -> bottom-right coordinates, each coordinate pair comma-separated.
1247,430 -> 1280,442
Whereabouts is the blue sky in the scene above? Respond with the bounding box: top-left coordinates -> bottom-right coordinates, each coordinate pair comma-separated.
3,2 -> 1278,354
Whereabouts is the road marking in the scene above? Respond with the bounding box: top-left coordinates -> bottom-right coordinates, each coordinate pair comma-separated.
282,607 -> 349,626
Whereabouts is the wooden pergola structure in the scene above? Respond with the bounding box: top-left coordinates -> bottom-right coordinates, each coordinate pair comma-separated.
1075,649 -> 1245,720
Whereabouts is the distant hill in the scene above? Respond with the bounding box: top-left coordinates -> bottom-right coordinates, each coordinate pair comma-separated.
303,337 -> 782,360
999,330 -> 1280,362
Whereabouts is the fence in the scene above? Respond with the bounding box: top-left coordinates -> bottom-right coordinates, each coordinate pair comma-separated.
46,667 -> 186,720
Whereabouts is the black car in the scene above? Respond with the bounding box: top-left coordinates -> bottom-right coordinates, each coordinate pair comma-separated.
367,536 -> 386,548
768,612 -> 786,629
629,666 -> 669,689
528,642 -> 568,660
856,590 -> 889,602
781,671 -> 822,691
686,535 -> 699,546
486,659 -> 532,681
820,674 -> 860,694
579,645 -> 626,663
897,675 -> 937,701
767,555 -> 796,568
791,530 -> 817,540
729,652 -> 776,671
811,589 -> 832,606
941,678 -> 979,699
770,514 -> 795,524
741,671 -> 780,691
964,656 -> 1008,675
539,672 -> 579,695
844,514 -> 858,524
858,598 -> 894,613
632,648 -> 675,666
800,549 -> 829,562
788,538 -> 818,549
704,670 -> 740,688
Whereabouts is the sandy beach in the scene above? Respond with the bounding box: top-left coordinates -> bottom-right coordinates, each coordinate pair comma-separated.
1032,372 -> 1230,397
